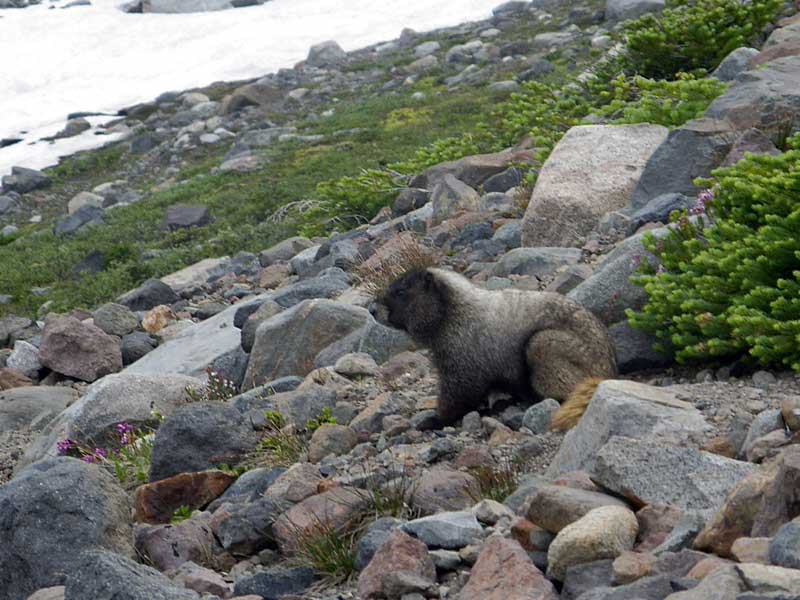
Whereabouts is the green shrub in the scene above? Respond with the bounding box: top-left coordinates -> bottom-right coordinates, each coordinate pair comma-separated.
592,73 -> 726,128
624,0 -> 782,79
628,135 -> 800,371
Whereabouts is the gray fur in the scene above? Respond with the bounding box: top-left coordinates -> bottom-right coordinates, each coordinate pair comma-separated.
380,268 -> 617,423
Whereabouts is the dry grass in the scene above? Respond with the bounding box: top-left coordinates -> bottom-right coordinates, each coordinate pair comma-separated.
353,233 -> 439,298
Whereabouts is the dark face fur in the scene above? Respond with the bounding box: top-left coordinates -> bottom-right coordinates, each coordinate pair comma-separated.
381,270 -> 447,343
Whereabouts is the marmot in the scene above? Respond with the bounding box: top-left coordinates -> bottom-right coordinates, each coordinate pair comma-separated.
380,268 -> 617,428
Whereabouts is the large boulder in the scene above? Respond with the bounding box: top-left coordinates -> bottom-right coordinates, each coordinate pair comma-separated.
592,436 -> 757,511
547,380 -> 710,476
1,166 -> 51,195
526,484 -> 631,533
0,458 -> 134,600
64,550 -> 199,599
0,386 -> 77,434
430,174 -> 480,225
117,278 -> 180,312
628,118 -> 735,210
19,373 -> 197,470
242,299 -> 371,390
125,295 -> 266,378
149,402 -> 258,482
521,124 -> 667,248
39,316 -> 122,382
306,40 -> 347,67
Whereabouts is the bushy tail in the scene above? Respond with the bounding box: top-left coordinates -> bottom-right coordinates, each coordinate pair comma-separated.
549,377 -> 605,432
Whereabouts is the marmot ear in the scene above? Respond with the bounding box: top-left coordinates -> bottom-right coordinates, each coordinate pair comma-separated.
424,271 -> 435,290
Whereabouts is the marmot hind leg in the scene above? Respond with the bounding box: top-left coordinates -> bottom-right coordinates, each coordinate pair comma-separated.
525,328 -> 615,401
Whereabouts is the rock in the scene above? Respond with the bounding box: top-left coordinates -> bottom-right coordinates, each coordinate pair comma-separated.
612,550 -> 657,584
54,205 -> 104,236
271,271 -> 349,309
741,409 -> 784,460
306,40 -> 347,67
651,510 -> 708,555
430,174 -> 480,225
210,466 -> 283,509
460,536 -> 558,600
1,166 -> 51,195
705,56 -> 800,139
142,0 -> 231,12
407,54 -> 438,73
547,505 -> 639,581
401,511 -> 485,549
92,302 -> 138,337
723,128 -> 783,169
713,47 -> 761,83
493,247 -> 581,278
349,392 -> 416,435
521,124 -> 667,247
521,398 -> 560,434
117,278 -> 180,311
769,521 -> 800,569
355,517 -> 403,571
19,373 -> 196,469
636,504 -> 684,552
626,193 -> 695,234
0,316 -> 36,348
240,300 -> 282,353
162,205 -> 211,231
149,402 -> 258,482
0,458 -> 134,599
412,467 -> 480,515
605,0 -> 664,21
7,341 -> 42,379
258,236 -> 314,266
25,588 -> 65,600
121,332 -> 157,365
126,296 -> 265,378
172,562 -> 230,597
609,321 -> 672,373
141,305 -> 176,336
752,445 -> 800,536
133,470 -> 236,524
781,396 -> 800,432
222,81 -> 282,114
357,530 -> 436,600
526,484 -> 631,533
561,560 -> 614,600
730,537 -> 771,564
569,225 -> 667,324
592,437 -> 757,511
0,194 -> 18,216
629,119 -> 735,210
693,470 -> 772,557
135,511 -> 219,572
233,566 -> 318,599
735,562 -> 800,595
333,352 -> 379,378
243,300 -> 372,389
533,30 -> 581,50
548,380 -> 710,476
308,424 -> 358,462
312,319 -> 414,369
67,191 -> 103,215
272,487 -> 369,553
211,496 -> 285,555
64,550 -> 199,599
746,429 -> 790,463
0,385 -> 76,434
392,188 -> 429,216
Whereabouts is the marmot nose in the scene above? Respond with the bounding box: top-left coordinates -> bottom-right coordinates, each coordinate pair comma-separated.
368,302 -> 379,318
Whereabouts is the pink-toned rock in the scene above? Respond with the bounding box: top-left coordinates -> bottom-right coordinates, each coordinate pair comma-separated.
171,561 -> 232,597
612,550 -> 656,584
550,471 -> 601,492
781,396 -> 800,432
357,530 -> 436,600
272,487 -> 368,553
731,537 -> 771,564
134,471 -> 237,524
135,512 -> 223,572
453,445 -> 496,470
687,556 -> 731,580
39,316 -> 122,382
526,483 -> 630,533
459,536 -> 558,600
264,462 -> 322,505
259,262 -> 291,290
25,588 -> 65,600
635,504 -> 683,552
0,367 -> 33,390
753,445 -> 800,536
412,467 -> 480,515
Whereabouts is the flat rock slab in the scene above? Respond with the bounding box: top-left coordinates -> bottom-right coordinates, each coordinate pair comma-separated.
0,385 -> 77,434
125,294 -> 268,378
401,511 -> 486,549
592,436 -> 757,511
548,379 -> 710,476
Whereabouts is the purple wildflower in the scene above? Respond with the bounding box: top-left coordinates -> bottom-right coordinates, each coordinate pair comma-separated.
93,448 -> 108,459
120,433 -> 132,446
56,439 -> 75,455
81,455 -> 95,463
116,423 -> 134,435
656,264 -> 667,275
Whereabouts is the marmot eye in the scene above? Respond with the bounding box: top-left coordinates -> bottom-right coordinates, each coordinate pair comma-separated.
396,289 -> 407,298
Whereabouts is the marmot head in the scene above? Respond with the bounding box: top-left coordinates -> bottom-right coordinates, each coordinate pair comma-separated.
381,269 -> 446,343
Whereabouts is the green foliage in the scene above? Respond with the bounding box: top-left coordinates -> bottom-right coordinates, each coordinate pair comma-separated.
289,515 -> 360,582
306,408 -> 337,433
628,136 -> 800,371
49,145 -> 126,183
170,505 -> 193,525
592,73 -> 726,128
624,0 -> 782,79
467,453 -> 534,503
384,107 -> 434,131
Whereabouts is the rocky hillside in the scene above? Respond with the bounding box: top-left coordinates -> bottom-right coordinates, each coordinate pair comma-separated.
3,0 -> 800,599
